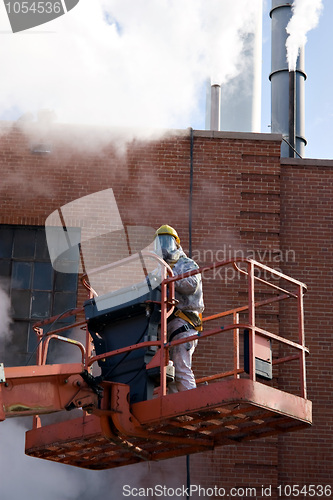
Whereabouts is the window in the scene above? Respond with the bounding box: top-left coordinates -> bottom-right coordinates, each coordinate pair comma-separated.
0,225 -> 79,366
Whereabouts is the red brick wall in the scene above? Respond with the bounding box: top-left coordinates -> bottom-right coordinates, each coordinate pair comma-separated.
278,158 -> 333,489
0,122 -> 332,498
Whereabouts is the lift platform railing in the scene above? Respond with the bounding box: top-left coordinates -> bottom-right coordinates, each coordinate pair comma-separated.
33,255 -> 309,404
33,309 -> 88,367
172,258 -> 308,398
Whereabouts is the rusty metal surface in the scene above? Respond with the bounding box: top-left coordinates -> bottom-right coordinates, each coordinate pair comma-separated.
26,414 -> 142,470
131,379 -> 312,426
2,364 -> 98,418
25,379 -> 312,470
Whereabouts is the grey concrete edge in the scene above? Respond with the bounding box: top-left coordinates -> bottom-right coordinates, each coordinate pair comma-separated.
281,157 -> 333,167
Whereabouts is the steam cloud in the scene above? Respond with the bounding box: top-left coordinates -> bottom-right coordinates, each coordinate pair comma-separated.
286,0 -> 323,72
0,418 -> 187,500
0,0 -> 262,134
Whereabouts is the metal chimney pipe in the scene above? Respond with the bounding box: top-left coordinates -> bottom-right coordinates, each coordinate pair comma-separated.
288,70 -> 296,157
270,0 -> 307,158
210,84 -> 221,131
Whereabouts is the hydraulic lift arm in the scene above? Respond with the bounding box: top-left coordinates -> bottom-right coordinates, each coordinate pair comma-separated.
0,362 -> 100,421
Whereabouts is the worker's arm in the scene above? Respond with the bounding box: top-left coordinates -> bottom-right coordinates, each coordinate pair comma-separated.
174,257 -> 200,295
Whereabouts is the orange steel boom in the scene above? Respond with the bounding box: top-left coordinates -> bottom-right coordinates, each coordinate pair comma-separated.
0,255 -> 312,469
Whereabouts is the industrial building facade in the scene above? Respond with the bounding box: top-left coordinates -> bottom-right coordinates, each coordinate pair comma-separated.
0,122 -> 332,498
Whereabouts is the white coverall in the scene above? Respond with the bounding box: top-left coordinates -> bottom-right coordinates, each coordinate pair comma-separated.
166,251 -> 204,393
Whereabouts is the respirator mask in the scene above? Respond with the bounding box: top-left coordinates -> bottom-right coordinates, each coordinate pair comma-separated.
154,234 -> 180,264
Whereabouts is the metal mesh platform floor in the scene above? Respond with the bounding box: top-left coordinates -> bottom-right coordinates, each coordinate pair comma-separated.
25,379 -> 312,470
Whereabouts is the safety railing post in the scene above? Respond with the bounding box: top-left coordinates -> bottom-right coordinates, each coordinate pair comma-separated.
160,267 -> 168,397
85,320 -> 95,372
86,290 -> 94,371
248,261 -> 256,381
298,284 -> 307,399
32,415 -> 41,430
33,327 -> 43,430
233,312 -> 240,378
35,328 -> 43,366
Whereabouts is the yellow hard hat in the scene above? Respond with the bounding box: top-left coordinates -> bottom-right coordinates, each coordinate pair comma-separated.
155,225 -> 180,246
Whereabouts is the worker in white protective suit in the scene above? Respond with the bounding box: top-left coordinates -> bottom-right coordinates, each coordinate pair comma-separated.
154,225 -> 204,393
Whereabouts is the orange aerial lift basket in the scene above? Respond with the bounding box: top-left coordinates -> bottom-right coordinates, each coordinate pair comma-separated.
0,253 -> 312,470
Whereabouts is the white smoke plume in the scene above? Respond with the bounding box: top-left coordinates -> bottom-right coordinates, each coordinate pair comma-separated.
286,0 -> 323,72
0,418 -> 187,500
0,419 -> 86,500
0,0 -> 262,134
